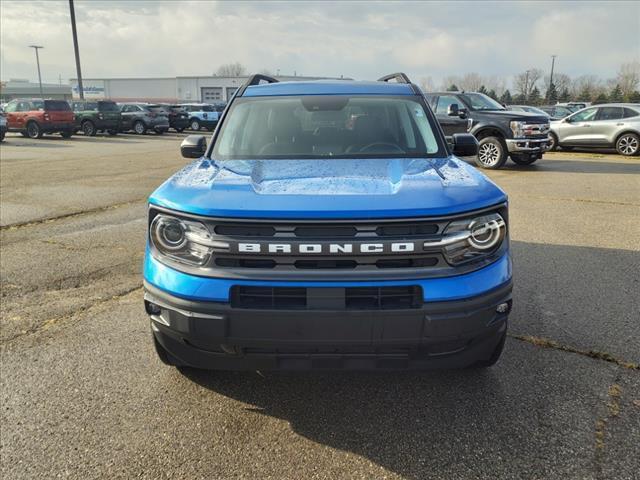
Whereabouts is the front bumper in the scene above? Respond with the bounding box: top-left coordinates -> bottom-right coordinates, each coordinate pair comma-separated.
144,279 -> 512,371
506,137 -> 548,153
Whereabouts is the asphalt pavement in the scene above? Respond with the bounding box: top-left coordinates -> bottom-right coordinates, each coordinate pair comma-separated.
1,131 -> 638,479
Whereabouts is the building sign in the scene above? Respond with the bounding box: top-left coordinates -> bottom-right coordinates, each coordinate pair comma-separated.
71,80 -> 105,99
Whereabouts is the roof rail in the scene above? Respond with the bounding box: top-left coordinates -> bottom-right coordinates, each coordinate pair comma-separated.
236,74 -> 279,96
377,72 -> 412,84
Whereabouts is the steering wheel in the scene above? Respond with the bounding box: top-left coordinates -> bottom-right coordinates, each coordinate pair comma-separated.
359,142 -> 404,154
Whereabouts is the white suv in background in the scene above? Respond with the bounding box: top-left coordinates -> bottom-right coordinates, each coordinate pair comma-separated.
548,104 -> 640,156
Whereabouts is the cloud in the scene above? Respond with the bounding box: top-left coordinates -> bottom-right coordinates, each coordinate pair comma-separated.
1,0 -> 638,87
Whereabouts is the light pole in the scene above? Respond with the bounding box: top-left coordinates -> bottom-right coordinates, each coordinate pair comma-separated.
69,0 -> 84,99
548,55 -> 557,101
29,45 -> 44,99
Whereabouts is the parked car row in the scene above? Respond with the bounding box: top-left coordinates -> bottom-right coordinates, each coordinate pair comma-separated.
0,98 -> 226,139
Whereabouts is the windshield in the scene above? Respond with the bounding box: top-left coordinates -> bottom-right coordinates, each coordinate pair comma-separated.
98,101 -> 119,112
212,95 -> 441,160
460,93 -> 505,111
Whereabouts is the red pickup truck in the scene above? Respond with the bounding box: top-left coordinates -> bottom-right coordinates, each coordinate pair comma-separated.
4,98 -> 75,138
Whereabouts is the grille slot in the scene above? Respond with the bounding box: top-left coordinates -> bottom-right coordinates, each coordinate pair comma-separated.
376,223 -> 438,236
376,257 -> 438,269
231,286 -> 422,310
215,258 -> 276,269
294,259 -> 357,269
294,226 -> 357,237
214,225 -> 275,237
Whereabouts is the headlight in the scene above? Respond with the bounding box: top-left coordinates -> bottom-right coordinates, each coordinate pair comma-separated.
510,121 -> 526,138
150,214 -> 224,266
424,212 -> 507,265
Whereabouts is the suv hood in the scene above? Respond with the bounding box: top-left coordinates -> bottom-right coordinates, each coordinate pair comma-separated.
149,157 -> 507,219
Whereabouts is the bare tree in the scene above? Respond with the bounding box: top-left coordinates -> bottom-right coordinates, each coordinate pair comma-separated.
216,62 -> 247,77
570,75 -> 601,99
513,68 -> 543,98
459,72 -> 483,92
419,76 -> 435,93
440,75 -> 461,91
545,73 -> 571,94
483,75 -> 507,96
616,61 -> 640,97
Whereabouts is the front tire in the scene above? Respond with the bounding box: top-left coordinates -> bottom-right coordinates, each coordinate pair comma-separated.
175,127 -> 184,133
547,132 -> 558,151
190,119 -> 200,131
154,128 -> 164,135
133,120 -> 147,135
26,121 -> 43,139
616,133 -> 640,156
510,154 -> 539,165
476,136 -> 508,169
82,120 -> 96,136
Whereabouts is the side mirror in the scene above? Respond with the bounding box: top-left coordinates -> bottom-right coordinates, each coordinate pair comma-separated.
450,133 -> 478,157
447,104 -> 459,117
180,135 -> 207,158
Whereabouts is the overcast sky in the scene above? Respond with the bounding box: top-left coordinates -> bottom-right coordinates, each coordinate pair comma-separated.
1,0 -> 638,86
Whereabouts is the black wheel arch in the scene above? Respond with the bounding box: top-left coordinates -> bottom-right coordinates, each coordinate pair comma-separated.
472,126 -> 508,141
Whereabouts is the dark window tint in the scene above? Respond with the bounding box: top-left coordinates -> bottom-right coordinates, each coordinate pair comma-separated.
435,95 -> 461,114
596,107 -> 623,121
623,107 -> 639,118
147,106 -> 166,113
98,101 -> 119,112
44,100 -> 72,111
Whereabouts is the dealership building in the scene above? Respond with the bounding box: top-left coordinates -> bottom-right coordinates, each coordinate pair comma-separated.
69,74 -> 344,103
0,79 -> 73,102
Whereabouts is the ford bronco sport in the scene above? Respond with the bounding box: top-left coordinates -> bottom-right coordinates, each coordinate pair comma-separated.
70,100 -> 122,136
144,73 -> 513,371
4,99 -> 75,138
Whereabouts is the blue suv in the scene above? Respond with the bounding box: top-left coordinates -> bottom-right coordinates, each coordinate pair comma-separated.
144,73 -> 513,371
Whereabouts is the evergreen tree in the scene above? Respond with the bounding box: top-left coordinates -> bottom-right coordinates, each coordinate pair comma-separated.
447,84 -> 459,92
500,89 -> 513,105
593,93 -> 608,104
513,93 -> 526,104
478,85 -> 488,95
626,90 -> 640,102
546,83 -> 558,103
559,88 -> 571,102
487,89 -> 498,100
578,85 -> 593,102
609,84 -> 624,103
528,86 -> 541,105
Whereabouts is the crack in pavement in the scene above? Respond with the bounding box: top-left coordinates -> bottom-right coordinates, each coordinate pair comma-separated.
510,334 -> 639,370
0,199 -> 146,231
1,285 -> 143,344
594,379 -> 624,479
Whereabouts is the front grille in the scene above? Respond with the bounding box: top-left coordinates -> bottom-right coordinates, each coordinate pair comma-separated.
149,204 -> 508,280
208,218 -> 446,274
230,286 -> 423,310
